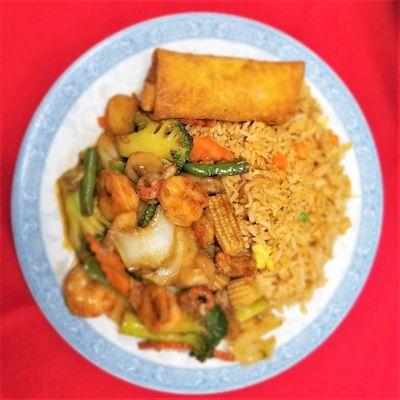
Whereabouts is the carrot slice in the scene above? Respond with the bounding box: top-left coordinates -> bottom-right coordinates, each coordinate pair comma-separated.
190,136 -> 234,162
87,235 -> 130,296
272,153 -> 287,170
294,142 -> 309,159
138,341 -> 193,352
138,341 -> 235,362
213,349 -> 235,362
328,132 -> 339,147
97,116 -> 107,128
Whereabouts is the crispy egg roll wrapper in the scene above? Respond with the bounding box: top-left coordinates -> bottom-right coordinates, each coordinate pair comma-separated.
144,49 -> 305,123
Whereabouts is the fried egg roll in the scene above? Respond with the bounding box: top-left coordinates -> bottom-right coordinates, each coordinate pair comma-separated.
141,49 -> 305,123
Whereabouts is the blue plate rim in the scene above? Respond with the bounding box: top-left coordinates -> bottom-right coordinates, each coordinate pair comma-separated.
11,12 -> 383,394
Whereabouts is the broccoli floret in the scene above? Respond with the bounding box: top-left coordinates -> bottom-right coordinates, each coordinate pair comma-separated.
165,121 -> 193,168
115,114 -> 193,168
58,169 -> 110,261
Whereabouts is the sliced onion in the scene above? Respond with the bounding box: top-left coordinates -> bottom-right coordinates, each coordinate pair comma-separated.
109,208 -> 175,269
144,226 -> 198,286
97,133 -> 122,169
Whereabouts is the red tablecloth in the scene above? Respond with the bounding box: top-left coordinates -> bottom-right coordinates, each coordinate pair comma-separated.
1,1 -> 398,398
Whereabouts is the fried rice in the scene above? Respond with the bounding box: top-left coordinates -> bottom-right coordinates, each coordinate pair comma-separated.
188,86 -> 351,310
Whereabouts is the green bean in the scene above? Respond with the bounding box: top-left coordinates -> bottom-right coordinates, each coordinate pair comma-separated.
182,160 -> 250,177
138,203 -> 158,227
79,147 -> 98,216
83,257 -> 109,285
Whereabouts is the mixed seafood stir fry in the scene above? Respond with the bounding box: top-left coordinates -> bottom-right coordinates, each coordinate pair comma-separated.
59,93 -> 281,364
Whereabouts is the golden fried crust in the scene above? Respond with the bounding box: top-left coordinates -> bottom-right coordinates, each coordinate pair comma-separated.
149,49 -> 304,123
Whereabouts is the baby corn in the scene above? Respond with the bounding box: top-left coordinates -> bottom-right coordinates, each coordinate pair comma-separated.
208,194 -> 244,255
211,273 -> 231,291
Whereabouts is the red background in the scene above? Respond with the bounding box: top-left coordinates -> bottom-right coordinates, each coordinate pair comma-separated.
1,1 -> 398,399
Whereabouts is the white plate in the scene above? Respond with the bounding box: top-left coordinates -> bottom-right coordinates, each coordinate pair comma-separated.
12,13 -> 383,394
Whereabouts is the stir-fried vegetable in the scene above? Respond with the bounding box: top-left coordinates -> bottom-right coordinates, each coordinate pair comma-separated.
97,133 -> 122,170
110,160 -> 126,173
138,203 -> 158,227
182,160 -> 250,177
189,136 -> 234,162
121,311 -> 202,339
79,147 -> 98,216
137,341 -> 234,361
208,194 -> 245,256
84,257 -> 109,285
87,235 -> 130,296
191,306 -> 228,361
235,298 -> 268,322
58,174 -> 110,261
212,349 -> 235,361
115,115 -> 193,168
121,306 -> 228,362
108,208 -> 176,270
138,341 -> 193,351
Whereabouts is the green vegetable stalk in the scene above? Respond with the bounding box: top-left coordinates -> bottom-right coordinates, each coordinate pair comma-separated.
80,147 -> 98,216
120,312 -> 202,342
182,160 -> 250,177
120,306 -> 228,362
235,298 -> 268,322
58,169 -> 109,261
138,203 -> 158,227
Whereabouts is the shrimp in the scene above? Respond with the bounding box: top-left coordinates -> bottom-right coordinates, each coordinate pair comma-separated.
192,211 -> 215,248
63,265 -> 116,317
215,252 -> 256,278
136,176 -> 163,203
137,284 -> 184,333
97,169 -> 139,221
158,175 -> 209,227
178,285 -> 215,316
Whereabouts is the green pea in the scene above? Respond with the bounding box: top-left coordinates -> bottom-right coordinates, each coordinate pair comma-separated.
298,212 -> 309,222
